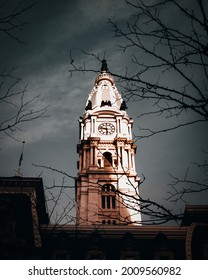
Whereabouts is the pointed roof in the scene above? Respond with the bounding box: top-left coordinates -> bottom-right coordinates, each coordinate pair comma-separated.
85,61 -> 124,112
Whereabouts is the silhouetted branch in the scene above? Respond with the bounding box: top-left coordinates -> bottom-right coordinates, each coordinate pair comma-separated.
0,69 -> 49,142
69,0 -> 208,138
0,1 -> 37,44
167,158 -> 208,204
32,163 -> 76,181
33,159 -> 184,225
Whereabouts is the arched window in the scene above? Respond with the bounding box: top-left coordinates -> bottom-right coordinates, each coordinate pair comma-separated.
101,184 -> 116,209
103,152 -> 112,167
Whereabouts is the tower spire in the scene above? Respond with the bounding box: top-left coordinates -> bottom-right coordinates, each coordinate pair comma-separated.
76,62 -> 141,226
101,59 -> 108,72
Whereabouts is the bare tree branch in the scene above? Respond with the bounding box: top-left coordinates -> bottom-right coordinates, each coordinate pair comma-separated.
167,157 -> 208,204
0,69 -> 49,142
69,0 -> 208,138
0,1 -> 37,44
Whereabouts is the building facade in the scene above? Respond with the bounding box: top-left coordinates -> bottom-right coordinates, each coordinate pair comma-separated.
0,177 -> 48,259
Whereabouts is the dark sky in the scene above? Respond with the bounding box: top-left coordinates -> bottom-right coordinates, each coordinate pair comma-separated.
0,0 -> 207,223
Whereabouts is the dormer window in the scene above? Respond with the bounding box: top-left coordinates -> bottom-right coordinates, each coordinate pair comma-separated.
120,100 -> 127,111
101,100 -> 111,107
85,100 -> 92,111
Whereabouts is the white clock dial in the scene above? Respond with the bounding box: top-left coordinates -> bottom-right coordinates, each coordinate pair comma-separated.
98,123 -> 115,135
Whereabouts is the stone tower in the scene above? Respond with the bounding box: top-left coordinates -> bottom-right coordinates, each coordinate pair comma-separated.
76,60 -> 141,226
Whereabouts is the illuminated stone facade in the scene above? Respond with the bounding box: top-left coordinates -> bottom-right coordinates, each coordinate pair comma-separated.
76,60 -> 141,225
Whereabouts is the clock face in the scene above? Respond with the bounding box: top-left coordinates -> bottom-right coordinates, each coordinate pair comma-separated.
98,123 -> 115,135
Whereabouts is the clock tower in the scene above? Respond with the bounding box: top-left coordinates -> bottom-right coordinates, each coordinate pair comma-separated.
76,60 -> 141,226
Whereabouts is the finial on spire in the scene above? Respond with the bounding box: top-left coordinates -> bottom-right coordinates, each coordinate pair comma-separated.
101,59 -> 108,72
